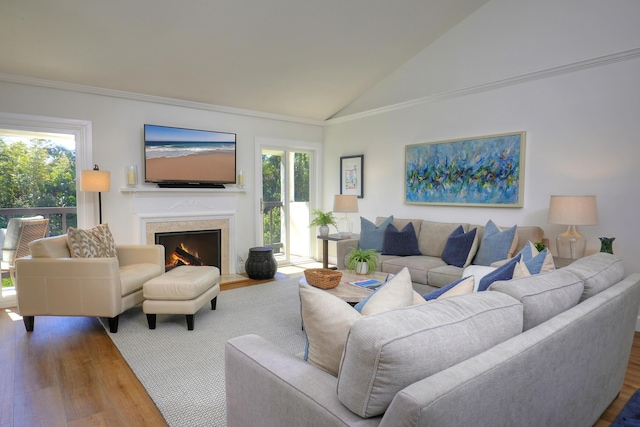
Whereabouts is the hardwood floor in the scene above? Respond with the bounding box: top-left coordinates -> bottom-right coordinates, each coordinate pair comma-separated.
1,273 -> 639,426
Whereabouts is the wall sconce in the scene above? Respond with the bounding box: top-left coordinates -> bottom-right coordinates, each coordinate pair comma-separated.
333,194 -> 358,239
547,195 -> 598,259
81,164 -> 111,224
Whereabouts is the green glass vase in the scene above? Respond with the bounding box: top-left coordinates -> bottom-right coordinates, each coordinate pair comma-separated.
599,237 -> 615,254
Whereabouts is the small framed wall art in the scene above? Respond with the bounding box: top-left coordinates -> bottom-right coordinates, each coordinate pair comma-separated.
340,154 -> 364,198
405,132 -> 525,207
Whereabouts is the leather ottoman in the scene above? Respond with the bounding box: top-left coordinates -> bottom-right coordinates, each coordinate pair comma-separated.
143,265 -> 220,330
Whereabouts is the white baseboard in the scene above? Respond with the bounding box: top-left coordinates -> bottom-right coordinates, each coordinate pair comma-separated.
636,315 -> 640,332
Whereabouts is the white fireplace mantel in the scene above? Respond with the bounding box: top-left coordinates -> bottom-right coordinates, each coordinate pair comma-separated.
120,186 -> 246,195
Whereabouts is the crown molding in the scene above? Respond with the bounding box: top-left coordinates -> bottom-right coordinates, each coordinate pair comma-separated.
327,47 -> 640,125
0,73 -> 324,127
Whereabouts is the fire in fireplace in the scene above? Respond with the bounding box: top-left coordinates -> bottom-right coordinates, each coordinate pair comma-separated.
155,229 -> 221,271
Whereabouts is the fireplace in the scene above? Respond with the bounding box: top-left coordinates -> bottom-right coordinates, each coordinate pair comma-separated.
155,229 -> 221,272
140,214 -> 234,276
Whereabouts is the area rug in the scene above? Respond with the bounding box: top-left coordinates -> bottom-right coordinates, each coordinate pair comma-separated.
612,388 -> 640,426
101,277 -> 306,427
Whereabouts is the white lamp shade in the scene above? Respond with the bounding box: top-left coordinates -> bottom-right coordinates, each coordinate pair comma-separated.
333,194 -> 358,213
547,195 -> 597,226
81,169 -> 111,192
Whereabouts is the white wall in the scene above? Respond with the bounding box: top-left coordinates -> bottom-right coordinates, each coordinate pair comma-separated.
0,80 -> 323,263
324,0 -> 640,274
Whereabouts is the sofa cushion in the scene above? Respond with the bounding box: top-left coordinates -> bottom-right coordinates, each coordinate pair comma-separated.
299,268 -> 415,376
441,226 -> 478,268
423,276 -> 474,300
473,220 -> 517,266
477,255 -> 521,292
489,269 -> 584,330
382,223 -> 421,256
336,292 -> 524,418
427,264 -> 464,288
28,235 -> 72,258
418,221 -> 469,257
383,255 -> 446,285
563,252 -> 625,302
67,223 -> 118,258
359,215 -> 393,252
354,268 -> 415,315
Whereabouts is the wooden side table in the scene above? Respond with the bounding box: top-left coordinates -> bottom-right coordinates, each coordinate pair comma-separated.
316,233 -> 359,269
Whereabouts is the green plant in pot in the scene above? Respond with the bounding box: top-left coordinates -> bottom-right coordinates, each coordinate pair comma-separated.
346,247 -> 379,275
309,209 -> 337,237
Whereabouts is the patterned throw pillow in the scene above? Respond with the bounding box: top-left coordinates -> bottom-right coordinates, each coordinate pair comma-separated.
67,223 -> 118,258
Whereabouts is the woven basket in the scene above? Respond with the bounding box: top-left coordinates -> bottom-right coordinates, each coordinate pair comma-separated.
304,268 -> 342,289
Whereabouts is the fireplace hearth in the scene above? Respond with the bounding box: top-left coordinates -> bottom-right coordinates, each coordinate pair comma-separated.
155,229 -> 221,272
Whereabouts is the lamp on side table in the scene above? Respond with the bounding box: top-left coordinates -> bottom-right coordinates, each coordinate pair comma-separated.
547,195 -> 598,260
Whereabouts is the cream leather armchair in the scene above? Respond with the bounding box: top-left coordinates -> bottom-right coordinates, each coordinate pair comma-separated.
15,234 -> 165,333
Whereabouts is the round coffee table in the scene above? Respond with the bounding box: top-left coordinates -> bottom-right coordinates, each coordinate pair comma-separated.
299,270 -> 389,304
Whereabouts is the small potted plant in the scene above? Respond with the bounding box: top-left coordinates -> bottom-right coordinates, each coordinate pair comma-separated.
309,209 -> 337,237
535,241 -> 547,252
346,247 -> 379,275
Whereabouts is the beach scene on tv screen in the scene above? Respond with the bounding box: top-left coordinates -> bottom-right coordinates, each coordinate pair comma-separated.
145,125 -> 236,183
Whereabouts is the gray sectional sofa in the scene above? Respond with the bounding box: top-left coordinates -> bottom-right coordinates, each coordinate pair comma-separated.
335,217 -> 544,294
225,253 -> 640,426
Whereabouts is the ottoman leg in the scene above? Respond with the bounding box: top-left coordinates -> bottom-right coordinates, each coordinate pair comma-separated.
146,314 -> 157,330
211,296 -> 217,310
186,314 -> 195,331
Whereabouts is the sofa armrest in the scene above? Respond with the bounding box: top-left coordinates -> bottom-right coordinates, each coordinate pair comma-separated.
336,238 -> 360,270
14,257 -> 123,317
116,244 -> 164,268
225,334 -> 381,427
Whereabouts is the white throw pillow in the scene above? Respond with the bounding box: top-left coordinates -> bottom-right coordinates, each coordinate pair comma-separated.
299,267 -> 415,376
463,265 -> 497,292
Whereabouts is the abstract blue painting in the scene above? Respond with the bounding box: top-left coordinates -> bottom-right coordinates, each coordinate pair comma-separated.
405,132 -> 525,207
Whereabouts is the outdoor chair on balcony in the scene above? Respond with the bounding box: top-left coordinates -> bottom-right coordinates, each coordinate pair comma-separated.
1,216 -> 50,285
14,226 -> 165,333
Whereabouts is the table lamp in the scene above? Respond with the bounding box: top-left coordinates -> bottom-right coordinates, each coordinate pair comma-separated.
333,194 -> 358,238
81,164 -> 111,224
547,195 -> 598,259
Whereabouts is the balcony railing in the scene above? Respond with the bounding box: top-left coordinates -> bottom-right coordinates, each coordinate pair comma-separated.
0,207 -> 77,237
263,201 -> 284,253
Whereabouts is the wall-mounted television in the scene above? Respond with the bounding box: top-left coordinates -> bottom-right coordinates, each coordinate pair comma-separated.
144,124 -> 236,188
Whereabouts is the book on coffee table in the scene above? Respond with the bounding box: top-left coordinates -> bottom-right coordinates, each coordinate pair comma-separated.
346,279 -> 383,290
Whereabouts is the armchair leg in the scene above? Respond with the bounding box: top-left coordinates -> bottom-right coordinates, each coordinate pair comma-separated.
186,314 -> 194,331
211,296 -> 217,310
108,316 -> 119,333
146,314 -> 157,329
23,316 -> 34,332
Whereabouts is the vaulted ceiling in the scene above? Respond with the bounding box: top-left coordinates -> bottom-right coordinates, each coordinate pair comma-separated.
1,0 -> 489,121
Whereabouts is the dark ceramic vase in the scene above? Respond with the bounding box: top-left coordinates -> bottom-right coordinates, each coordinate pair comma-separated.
599,237 -> 615,254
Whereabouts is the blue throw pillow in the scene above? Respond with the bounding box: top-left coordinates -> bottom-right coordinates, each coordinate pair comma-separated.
514,242 -> 551,275
525,248 -> 550,275
423,276 -> 473,301
441,226 -> 478,268
381,222 -> 421,256
477,254 -> 522,292
473,220 -> 517,266
359,216 -> 393,252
